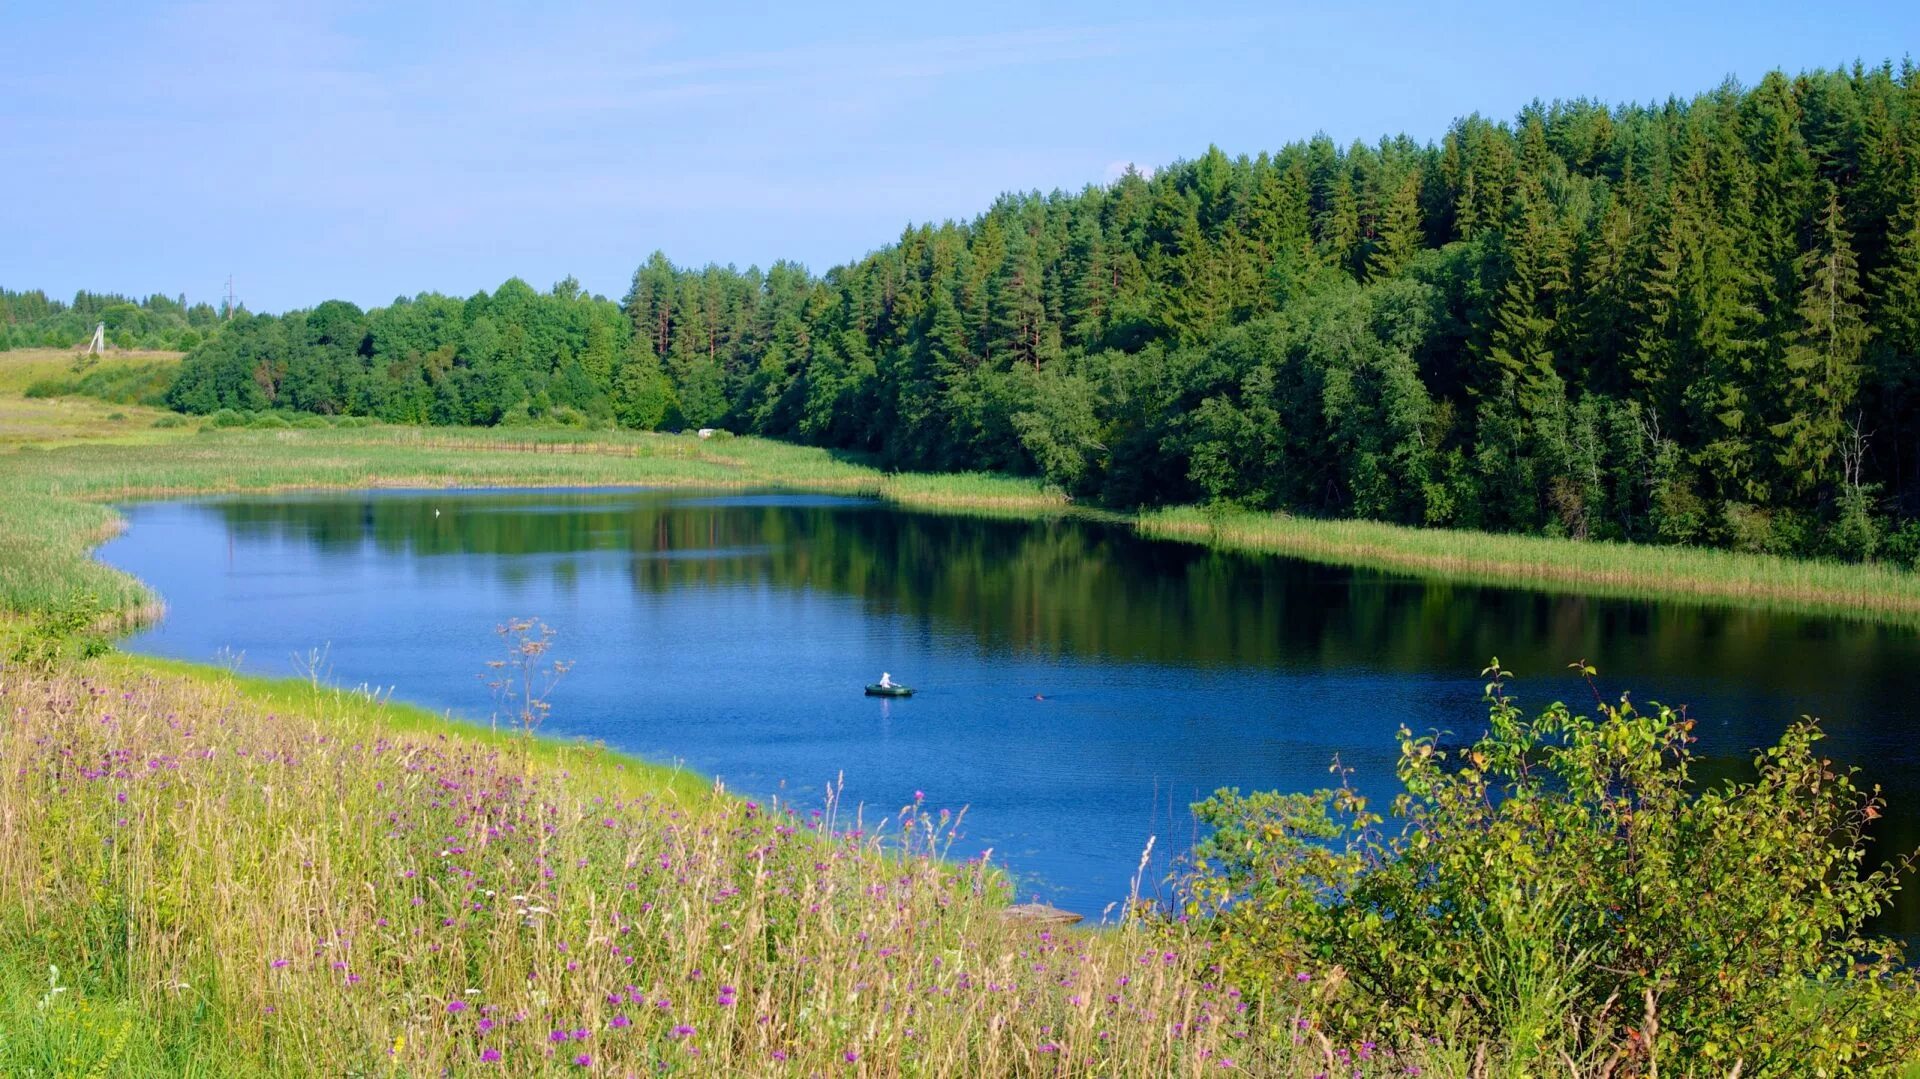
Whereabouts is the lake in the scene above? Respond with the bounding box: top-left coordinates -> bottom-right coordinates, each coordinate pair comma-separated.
97,487 -> 1920,931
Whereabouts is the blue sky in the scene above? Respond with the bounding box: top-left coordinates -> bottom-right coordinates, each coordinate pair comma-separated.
5,1 -> 1918,313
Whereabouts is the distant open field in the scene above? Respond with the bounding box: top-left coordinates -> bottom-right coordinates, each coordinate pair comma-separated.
0,348 -> 183,448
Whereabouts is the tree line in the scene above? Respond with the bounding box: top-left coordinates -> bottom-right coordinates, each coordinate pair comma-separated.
0,288 -> 231,352
160,63 -> 1920,561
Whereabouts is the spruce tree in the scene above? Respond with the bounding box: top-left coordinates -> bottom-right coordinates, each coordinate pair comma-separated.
1772,186 -> 1870,495
1367,172 -> 1424,280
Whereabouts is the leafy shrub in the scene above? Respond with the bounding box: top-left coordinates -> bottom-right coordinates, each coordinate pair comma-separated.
1826,484 -> 1882,562
1883,520 -> 1920,570
247,413 -> 290,429
19,362 -> 177,407
151,414 -> 188,429
1176,661 -> 1920,1073
5,593 -> 111,673
291,415 -> 329,429
207,409 -> 247,428
541,405 -> 591,428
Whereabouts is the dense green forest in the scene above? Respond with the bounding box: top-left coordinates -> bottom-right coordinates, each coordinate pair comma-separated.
0,288 -> 230,351
157,63 -> 1920,559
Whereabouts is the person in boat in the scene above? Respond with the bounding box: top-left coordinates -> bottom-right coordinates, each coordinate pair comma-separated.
879,672 -> 895,689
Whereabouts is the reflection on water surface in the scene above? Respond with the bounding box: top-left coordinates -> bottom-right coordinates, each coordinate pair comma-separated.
97,488 -> 1920,929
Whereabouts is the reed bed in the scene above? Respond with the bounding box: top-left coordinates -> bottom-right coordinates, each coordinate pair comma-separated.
0,661 -> 1440,1077
1142,505 -> 1920,623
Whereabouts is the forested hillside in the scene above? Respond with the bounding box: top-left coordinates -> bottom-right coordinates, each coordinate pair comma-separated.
0,288 -> 228,351
162,64 -> 1920,559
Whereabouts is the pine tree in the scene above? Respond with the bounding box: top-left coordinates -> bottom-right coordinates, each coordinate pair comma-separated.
1771,186 -> 1871,495
1872,174 -> 1920,509
1063,200 -> 1110,351
1315,171 -> 1360,278
1634,121 -> 1765,504
1367,171 -> 1425,280
1487,181 -> 1571,415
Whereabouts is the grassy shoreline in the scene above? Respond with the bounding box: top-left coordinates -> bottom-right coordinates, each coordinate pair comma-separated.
1142,506 -> 1920,621
0,422 -> 1914,632
6,346 -> 1919,627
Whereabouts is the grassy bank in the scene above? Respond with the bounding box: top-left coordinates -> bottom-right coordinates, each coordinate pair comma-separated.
1143,506 -> 1920,621
0,658 -> 1448,1077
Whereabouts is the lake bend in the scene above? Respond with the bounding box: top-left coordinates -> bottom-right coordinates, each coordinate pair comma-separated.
96,487 -> 1920,932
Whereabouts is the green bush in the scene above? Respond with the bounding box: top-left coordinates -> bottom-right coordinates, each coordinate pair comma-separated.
1884,520 -> 1920,570
207,409 -> 247,428
291,415 -> 329,429
247,413 -> 290,429
1176,661 -> 1920,1073
151,414 -> 188,429
4,593 -> 111,673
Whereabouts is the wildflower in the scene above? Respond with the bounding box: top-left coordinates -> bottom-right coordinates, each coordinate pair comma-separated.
611,1014 -> 631,1029
479,1048 -> 502,1063
447,1000 -> 468,1013
269,959 -> 289,969
844,1050 -> 859,1063
670,1024 -> 695,1040
573,1053 -> 592,1067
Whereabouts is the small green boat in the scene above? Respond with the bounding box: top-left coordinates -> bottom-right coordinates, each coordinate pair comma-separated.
865,683 -> 915,698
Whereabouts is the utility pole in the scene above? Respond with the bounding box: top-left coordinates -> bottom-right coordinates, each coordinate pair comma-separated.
224,275 -> 237,321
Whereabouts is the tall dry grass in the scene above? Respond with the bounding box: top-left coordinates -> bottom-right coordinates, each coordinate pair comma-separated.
0,661 -> 1451,1077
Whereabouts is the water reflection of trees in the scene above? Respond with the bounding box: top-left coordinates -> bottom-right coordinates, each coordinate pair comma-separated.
207,493 -> 1916,696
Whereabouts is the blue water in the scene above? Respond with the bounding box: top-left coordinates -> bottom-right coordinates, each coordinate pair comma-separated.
95,487 -> 1920,928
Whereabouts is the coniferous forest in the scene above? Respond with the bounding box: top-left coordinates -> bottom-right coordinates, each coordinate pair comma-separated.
142,65 -> 1920,559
